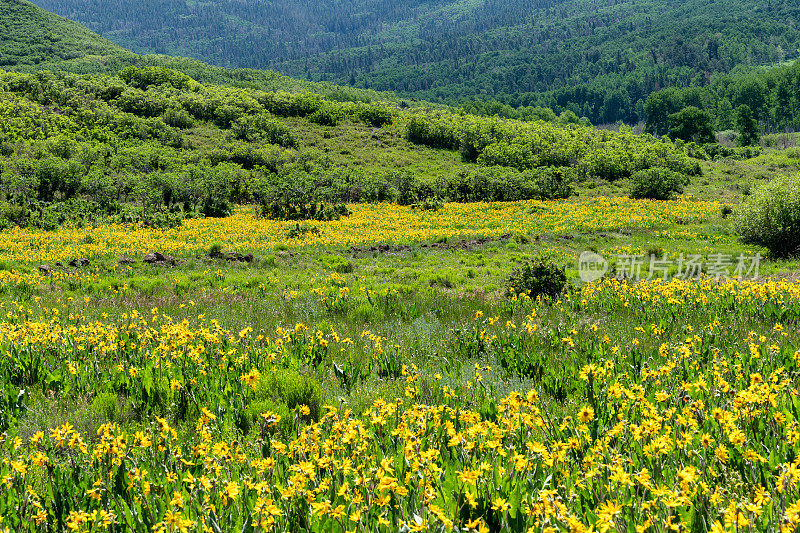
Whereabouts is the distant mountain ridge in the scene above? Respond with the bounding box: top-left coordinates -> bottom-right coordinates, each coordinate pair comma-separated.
26,0 -> 800,123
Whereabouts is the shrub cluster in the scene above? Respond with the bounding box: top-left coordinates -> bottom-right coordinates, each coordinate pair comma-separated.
506,258 -> 568,300
254,171 -> 351,222
231,113 -> 297,147
241,369 -> 322,437
629,168 -> 690,200
405,111 -> 702,182
735,175 -> 800,258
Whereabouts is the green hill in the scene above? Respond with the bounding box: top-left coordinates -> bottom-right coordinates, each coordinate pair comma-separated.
0,0 -> 133,68
0,62 -> 706,231
28,0 -> 800,124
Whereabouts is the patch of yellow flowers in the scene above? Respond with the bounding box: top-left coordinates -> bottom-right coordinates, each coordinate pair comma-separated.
0,198 -> 721,263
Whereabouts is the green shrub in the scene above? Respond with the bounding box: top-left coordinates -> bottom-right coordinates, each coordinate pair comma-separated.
321,255 -> 355,273
734,175 -> 800,258
113,88 -> 170,118
231,114 -> 297,148
208,142 -> 284,170
580,147 -> 633,181
428,270 -> 457,288
118,66 -> 193,90
242,369 -> 322,436
214,104 -> 244,129
357,105 -> 393,127
525,167 -> 575,200
176,164 -> 235,218
271,203 -> 349,223
255,172 -> 350,221
703,143 -> 761,161
28,199 -> 109,230
177,92 -> 219,121
0,202 -> 28,229
286,223 -> 320,238
244,399 -> 292,437
11,156 -> 83,203
199,196 -> 231,218
91,392 -> 120,422
163,107 -> 195,129
413,197 -> 445,212
99,84 -> 125,102
308,106 -> 340,127
395,170 -> 431,205
446,166 -> 574,202
629,168 -> 690,200
683,142 -> 709,161
405,115 -> 460,150
265,369 -> 321,417
258,92 -> 323,118
507,259 -> 568,300
113,205 -> 185,229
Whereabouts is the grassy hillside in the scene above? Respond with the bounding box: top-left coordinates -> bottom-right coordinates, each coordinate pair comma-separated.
28,0 -> 800,124
0,1 -> 794,233
0,0 -> 133,68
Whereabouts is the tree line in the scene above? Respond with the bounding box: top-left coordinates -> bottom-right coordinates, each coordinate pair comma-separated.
644,58 -> 800,145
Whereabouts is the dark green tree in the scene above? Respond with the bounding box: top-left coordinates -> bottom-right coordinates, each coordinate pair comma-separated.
715,98 -> 734,131
667,106 -> 715,144
644,88 -> 684,136
733,78 -> 768,120
735,105 -> 759,147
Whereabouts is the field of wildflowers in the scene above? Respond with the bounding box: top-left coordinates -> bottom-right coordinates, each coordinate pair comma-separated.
0,197 -> 799,532
0,198 -> 723,264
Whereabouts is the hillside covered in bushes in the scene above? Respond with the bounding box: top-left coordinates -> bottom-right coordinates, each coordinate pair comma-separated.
0,0 -> 132,68
0,65 -> 709,230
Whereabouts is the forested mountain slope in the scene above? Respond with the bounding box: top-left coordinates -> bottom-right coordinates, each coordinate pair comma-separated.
28,0 -> 800,123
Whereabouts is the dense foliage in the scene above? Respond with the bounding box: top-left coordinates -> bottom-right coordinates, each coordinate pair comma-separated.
628,168 -> 690,201
0,65 -> 705,229
506,258 -> 568,299
0,66 -> 400,227
735,175 -> 800,258
405,111 -> 701,182
645,59 -> 800,140
28,0 -> 800,126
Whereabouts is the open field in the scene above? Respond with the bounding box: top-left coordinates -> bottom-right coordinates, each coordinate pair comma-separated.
1,193 -> 800,532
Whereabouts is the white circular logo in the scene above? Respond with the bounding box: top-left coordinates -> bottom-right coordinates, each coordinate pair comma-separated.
578,251 -> 608,283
